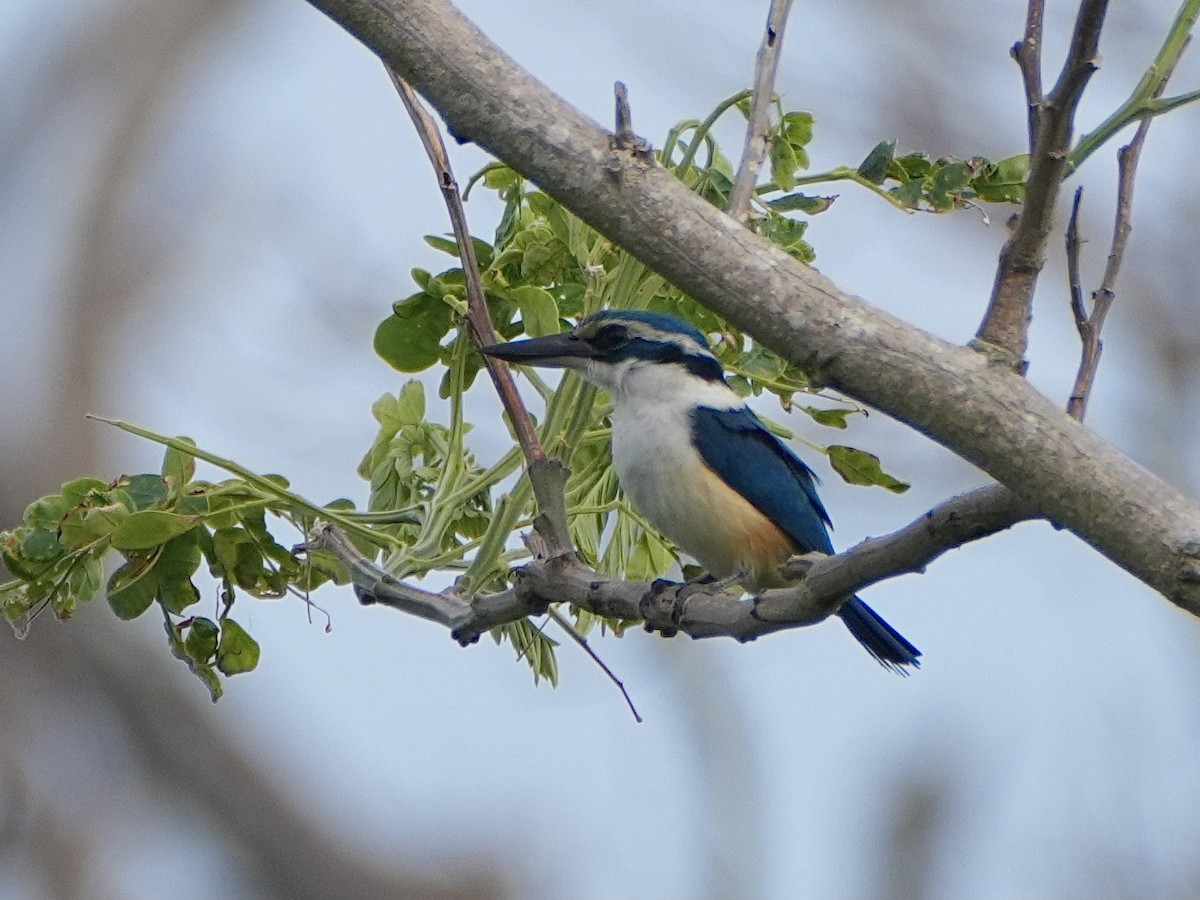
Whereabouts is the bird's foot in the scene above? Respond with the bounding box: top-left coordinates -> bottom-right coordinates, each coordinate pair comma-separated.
777,552 -> 826,582
686,569 -> 749,597
639,571 -> 749,636
640,578 -> 689,636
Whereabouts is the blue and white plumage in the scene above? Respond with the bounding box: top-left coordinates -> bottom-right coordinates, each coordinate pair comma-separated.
482,310 -> 920,671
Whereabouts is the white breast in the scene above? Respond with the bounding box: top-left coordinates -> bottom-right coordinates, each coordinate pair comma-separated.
606,363 -> 793,585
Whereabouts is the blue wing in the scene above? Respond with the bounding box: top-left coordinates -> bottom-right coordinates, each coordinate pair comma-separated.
690,406 -> 834,555
691,405 -> 922,672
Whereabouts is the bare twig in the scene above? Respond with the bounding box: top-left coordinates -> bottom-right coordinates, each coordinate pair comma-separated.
387,69 -> 544,467
546,608 -> 642,722
387,67 -> 577,554
1011,0 -> 1046,151
1065,187 -> 1088,330
727,0 -> 794,222
1066,116 -> 1153,420
975,0 -> 1109,367
1064,29 -> 1182,420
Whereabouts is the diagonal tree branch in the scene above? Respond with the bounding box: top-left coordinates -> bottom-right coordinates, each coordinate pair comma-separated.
975,0 -> 1109,367
385,68 -> 574,554
302,0 -> 1200,615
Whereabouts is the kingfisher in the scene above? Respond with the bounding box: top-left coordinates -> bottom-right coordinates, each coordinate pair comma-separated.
481,309 -> 920,672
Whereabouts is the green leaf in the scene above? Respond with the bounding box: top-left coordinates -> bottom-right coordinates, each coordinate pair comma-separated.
184,617 -> 219,663
519,237 -> 570,283
2,530 -> 45,581
926,160 -> 972,210
889,152 -> 932,181
768,193 -> 836,215
58,503 -> 128,549
117,474 -> 171,511
758,215 -> 809,252
972,153 -> 1029,203
217,619 -> 261,675
424,234 -> 461,256
857,140 -> 896,184
60,477 -> 109,506
22,527 -> 63,562
781,111 -> 814,149
106,556 -> 159,620
482,164 -> 520,191
769,137 -> 800,191
62,556 -> 104,615
110,510 -> 198,551
827,445 -> 910,493
509,285 -> 560,337
395,380 -> 426,426
374,293 -> 454,373
162,440 -> 197,487
23,494 -> 70,529
155,530 -> 202,614
803,406 -> 854,429
891,179 -> 925,209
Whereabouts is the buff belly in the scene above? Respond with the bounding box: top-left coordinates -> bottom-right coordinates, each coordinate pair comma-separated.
616,452 -> 794,589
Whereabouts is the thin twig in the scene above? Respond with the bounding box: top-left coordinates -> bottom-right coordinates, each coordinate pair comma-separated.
1064,28 -> 1180,421
1011,0 -> 1046,151
387,68 -> 546,468
387,67 -> 575,557
1066,116 -> 1153,420
727,0 -> 795,222
546,608 -> 642,723
975,0 -> 1109,368
1065,187 -> 1087,330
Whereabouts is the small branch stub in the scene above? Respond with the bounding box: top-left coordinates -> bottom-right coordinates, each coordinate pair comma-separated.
611,81 -> 653,160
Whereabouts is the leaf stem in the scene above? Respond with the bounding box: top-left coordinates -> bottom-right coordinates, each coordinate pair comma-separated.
87,416 -> 400,550
1069,0 -> 1199,171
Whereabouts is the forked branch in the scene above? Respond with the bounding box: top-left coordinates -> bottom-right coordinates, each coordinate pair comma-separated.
975,0 -> 1109,366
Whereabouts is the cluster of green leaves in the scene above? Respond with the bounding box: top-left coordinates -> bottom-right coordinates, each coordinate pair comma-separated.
0,437 -> 361,700
2,91 -> 1011,694
855,141 -> 1029,210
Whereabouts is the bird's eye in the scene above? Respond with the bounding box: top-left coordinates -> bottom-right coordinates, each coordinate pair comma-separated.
589,324 -> 628,352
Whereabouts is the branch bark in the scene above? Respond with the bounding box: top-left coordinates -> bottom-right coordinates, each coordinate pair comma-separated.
302,0 -> 1200,615
727,0 -> 795,221
308,485 -> 1029,643
975,0 -> 1109,365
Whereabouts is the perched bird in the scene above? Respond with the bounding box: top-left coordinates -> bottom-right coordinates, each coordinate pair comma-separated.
482,310 -> 920,671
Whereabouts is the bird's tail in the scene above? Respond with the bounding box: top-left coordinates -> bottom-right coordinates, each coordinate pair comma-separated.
837,596 -> 921,674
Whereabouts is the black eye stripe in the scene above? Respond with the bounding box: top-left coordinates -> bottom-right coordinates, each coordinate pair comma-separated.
588,324 -> 629,351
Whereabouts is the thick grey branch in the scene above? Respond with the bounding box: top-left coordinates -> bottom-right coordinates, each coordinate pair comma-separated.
302,0 -> 1200,615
